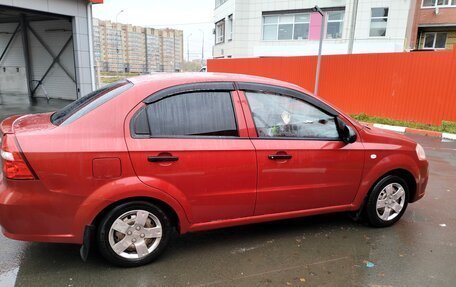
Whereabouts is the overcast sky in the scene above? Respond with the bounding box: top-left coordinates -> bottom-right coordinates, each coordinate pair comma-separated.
93,0 -> 214,61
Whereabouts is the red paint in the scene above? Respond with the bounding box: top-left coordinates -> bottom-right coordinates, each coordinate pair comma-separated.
0,73 -> 428,244
92,158 -> 122,179
208,49 -> 456,125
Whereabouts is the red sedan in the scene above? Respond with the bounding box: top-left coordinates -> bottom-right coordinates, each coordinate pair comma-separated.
0,73 -> 428,267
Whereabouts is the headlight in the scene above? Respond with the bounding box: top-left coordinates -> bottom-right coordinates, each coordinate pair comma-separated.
416,144 -> 426,160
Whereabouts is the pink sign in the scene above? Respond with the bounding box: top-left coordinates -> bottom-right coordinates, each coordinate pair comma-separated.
309,12 -> 323,40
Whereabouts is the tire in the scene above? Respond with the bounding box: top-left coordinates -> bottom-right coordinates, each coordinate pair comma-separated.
97,201 -> 172,267
365,175 -> 409,227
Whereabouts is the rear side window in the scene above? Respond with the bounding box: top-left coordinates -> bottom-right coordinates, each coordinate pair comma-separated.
51,81 -> 132,126
133,91 -> 238,137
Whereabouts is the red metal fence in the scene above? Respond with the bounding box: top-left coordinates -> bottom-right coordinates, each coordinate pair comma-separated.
208,49 -> 456,125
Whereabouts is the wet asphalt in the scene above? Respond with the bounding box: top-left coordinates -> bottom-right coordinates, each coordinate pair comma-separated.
0,103 -> 456,286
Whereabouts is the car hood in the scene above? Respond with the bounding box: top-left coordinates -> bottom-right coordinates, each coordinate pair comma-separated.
361,125 -> 417,148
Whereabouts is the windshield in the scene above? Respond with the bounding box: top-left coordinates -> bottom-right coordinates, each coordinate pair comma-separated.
51,81 -> 132,126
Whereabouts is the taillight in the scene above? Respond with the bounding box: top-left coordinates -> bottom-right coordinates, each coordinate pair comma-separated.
1,134 -> 35,180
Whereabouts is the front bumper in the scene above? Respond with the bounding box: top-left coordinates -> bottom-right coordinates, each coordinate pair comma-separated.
411,159 -> 429,202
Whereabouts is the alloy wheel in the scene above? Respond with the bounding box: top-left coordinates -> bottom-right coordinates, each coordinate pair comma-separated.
108,210 -> 163,259
375,183 -> 406,221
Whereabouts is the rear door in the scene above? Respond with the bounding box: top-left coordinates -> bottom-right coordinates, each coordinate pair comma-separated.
125,85 -> 257,224
238,87 -> 365,215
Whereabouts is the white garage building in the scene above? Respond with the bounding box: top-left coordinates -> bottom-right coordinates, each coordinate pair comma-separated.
0,0 -> 101,105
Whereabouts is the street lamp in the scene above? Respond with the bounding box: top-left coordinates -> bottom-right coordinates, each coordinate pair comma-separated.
198,29 -> 205,67
115,10 -> 125,75
312,5 -> 326,97
186,33 -> 192,62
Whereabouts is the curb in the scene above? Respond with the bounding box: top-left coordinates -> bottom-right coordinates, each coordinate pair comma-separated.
360,122 -> 456,141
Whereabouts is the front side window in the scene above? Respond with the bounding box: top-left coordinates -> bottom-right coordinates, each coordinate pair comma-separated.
215,20 -> 225,44
245,92 -> 339,139
134,91 -> 238,137
423,32 -> 447,49
370,8 -> 389,37
263,14 -> 310,41
327,11 -> 345,39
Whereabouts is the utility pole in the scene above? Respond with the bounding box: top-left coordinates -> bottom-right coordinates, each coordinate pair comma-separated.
312,5 -> 326,97
198,29 -> 205,67
115,10 -> 125,76
186,33 -> 192,62
348,0 -> 359,54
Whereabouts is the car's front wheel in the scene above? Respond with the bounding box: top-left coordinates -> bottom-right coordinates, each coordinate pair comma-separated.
97,201 -> 172,267
365,175 -> 409,227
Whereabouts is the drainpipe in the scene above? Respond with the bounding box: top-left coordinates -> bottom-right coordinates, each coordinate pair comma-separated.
20,15 -> 34,104
87,2 -> 96,91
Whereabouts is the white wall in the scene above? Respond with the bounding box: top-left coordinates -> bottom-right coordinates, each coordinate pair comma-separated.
354,0 -> 410,46
213,0 -> 411,58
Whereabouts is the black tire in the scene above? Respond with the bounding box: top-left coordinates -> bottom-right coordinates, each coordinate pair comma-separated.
97,201 -> 172,267
365,175 -> 409,227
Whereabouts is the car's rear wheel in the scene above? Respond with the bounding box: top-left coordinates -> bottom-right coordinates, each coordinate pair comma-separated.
97,201 -> 172,267
365,175 -> 409,227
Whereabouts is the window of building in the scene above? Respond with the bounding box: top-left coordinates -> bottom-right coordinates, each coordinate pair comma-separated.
215,0 -> 228,9
215,19 -> 225,44
227,14 -> 233,41
422,0 -> 456,7
245,92 -> 339,139
263,14 -> 310,41
370,8 -> 389,37
326,11 -> 345,39
135,92 -> 238,137
423,32 -> 447,49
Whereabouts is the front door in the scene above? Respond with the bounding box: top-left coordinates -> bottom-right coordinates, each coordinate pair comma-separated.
126,90 -> 257,224
240,90 -> 365,215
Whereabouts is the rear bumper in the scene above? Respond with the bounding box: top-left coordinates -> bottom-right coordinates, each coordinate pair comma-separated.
411,159 -> 429,202
0,176 -> 82,244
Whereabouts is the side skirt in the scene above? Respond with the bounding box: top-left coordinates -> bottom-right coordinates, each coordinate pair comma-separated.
187,204 -> 357,233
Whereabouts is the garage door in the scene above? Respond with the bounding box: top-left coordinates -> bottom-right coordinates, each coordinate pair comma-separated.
0,7 -> 77,104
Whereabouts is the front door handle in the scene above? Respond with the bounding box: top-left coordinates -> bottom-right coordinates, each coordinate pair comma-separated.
268,154 -> 292,160
148,155 -> 179,163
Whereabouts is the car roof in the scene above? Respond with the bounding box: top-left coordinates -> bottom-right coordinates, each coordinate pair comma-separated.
127,72 -> 311,95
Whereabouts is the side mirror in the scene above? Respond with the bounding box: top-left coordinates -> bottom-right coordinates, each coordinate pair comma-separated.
338,119 -> 357,144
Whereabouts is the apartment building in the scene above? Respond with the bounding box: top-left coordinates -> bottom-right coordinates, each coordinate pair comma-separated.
160,29 -> 184,72
94,19 -> 128,72
410,0 -> 456,50
213,0 -> 414,58
146,28 -> 162,72
93,19 -> 183,73
125,25 -> 146,72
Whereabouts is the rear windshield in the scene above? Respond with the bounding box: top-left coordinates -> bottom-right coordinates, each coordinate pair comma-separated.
51,80 -> 132,126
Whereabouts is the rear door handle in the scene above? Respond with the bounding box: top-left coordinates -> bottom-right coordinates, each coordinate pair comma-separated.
148,156 -> 179,163
268,154 -> 292,160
